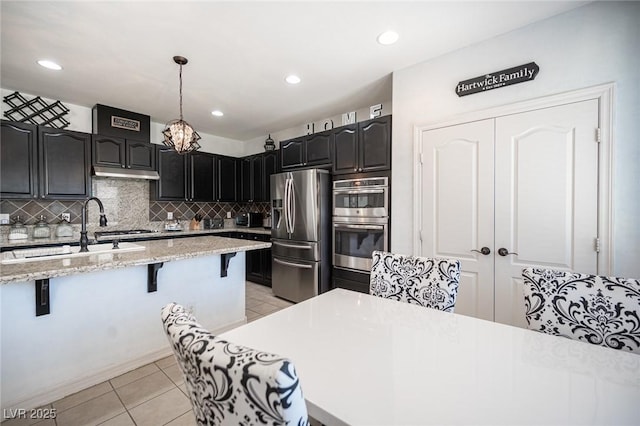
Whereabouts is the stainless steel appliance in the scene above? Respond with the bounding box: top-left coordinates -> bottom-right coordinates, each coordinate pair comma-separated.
236,212 -> 263,227
332,177 -> 389,272
271,169 -> 331,303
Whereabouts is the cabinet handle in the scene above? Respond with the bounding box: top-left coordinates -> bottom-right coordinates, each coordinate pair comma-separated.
354,168 -> 358,172
121,165 -> 125,168
41,195 -> 45,199
127,165 -> 131,168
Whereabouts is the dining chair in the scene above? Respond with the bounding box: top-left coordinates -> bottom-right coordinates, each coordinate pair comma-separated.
522,267 -> 640,354
369,250 -> 461,312
160,303 -> 309,425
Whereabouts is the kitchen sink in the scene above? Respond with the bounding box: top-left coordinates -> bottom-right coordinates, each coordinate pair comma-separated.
1,242 -> 146,264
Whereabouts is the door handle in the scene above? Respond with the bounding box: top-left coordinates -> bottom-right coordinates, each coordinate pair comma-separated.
273,258 -> 313,269
471,247 -> 491,255
497,248 -> 518,256
272,241 -> 312,250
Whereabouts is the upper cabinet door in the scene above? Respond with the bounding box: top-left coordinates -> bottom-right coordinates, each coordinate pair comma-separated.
263,151 -> 278,202
155,146 -> 187,200
305,131 -> 332,166
359,115 -> 391,173
217,156 -> 238,202
93,135 -> 126,168
38,127 -> 91,199
1,120 -> 38,199
126,141 -> 156,170
251,155 -> 264,202
280,138 -> 305,169
332,124 -> 358,174
189,152 -> 215,201
240,157 -> 252,202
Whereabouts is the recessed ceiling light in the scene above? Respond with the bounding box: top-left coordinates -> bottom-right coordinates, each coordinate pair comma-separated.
377,31 -> 399,45
37,59 -> 62,70
211,110 -> 224,117
285,75 -> 301,85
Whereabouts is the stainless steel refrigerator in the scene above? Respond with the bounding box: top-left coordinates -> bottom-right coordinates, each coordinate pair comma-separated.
271,169 -> 331,303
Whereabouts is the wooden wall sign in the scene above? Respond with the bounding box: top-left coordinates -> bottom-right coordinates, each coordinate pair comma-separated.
455,62 -> 539,97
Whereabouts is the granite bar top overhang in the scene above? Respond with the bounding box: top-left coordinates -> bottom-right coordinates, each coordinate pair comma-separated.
0,235 -> 271,284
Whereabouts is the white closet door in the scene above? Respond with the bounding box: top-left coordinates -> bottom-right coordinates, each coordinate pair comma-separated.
494,99 -> 600,327
420,119 -> 495,321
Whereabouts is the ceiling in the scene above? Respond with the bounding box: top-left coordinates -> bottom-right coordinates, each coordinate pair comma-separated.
0,1 -> 588,141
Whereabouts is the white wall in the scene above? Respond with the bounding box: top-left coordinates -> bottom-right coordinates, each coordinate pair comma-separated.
391,1 -> 640,277
0,88 -> 246,157
243,101 -> 392,156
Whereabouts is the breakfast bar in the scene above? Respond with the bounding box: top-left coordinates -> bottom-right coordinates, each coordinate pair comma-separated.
0,235 -> 270,412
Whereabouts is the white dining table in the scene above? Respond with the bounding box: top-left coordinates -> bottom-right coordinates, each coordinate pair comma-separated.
220,288 -> 640,425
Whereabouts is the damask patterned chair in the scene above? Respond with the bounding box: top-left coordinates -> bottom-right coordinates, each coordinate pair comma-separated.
161,303 -> 309,425
369,250 -> 461,312
522,268 -> 640,354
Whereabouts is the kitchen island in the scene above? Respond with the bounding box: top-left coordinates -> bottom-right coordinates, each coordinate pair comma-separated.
0,235 -> 270,412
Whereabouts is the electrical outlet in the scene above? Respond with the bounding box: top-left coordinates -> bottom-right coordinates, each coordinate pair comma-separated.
167,212 -> 173,220
0,213 -> 9,225
226,211 -> 232,219
61,213 -> 71,222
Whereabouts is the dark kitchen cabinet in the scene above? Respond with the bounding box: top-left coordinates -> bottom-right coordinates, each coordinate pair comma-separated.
1,121 -> 91,200
216,155 -> 238,202
333,115 -> 392,175
153,147 -> 217,202
263,151 -> 278,202
280,130 -> 332,170
189,152 -> 215,201
241,152 -> 278,203
153,147 -> 187,200
1,120 -> 38,199
93,135 -> 155,171
38,126 -> 91,199
217,231 -> 272,286
216,155 -> 239,202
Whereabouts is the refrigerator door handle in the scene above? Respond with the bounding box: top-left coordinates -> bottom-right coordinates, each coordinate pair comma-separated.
273,257 -> 313,269
284,176 -> 291,234
272,241 -> 313,250
289,175 -> 296,233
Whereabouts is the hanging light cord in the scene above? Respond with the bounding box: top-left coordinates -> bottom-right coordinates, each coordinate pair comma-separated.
178,63 -> 184,121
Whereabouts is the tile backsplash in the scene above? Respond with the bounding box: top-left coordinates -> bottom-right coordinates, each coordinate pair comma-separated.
1,177 -> 270,231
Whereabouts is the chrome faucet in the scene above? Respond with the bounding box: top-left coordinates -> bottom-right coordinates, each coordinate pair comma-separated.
80,197 -> 108,252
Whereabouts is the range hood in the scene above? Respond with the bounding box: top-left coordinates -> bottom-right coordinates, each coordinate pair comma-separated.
92,166 -> 160,180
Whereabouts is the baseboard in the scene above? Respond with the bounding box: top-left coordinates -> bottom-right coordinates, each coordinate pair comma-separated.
2,317 -> 248,412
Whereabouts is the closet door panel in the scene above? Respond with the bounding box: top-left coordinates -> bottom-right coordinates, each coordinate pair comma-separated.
494,99 -> 599,327
420,119 -> 495,321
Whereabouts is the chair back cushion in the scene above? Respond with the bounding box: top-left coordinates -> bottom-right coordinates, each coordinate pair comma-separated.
370,250 -> 461,312
161,303 -> 309,425
522,268 -> 640,354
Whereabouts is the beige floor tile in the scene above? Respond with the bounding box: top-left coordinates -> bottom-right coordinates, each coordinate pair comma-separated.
52,381 -> 113,412
250,302 -> 280,315
1,405 -> 55,426
53,392 -> 125,426
270,297 -> 295,308
96,412 -> 135,426
110,363 -> 160,389
154,355 -> 176,369
177,383 -> 189,397
164,410 -> 197,426
114,370 -> 175,410
128,388 -> 192,426
162,363 -> 185,386
248,314 -> 264,323
245,297 -> 263,308
245,309 -> 262,320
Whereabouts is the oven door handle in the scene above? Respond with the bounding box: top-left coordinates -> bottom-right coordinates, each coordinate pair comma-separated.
333,189 -> 385,195
333,223 -> 385,230
272,241 -> 312,250
273,258 -> 313,269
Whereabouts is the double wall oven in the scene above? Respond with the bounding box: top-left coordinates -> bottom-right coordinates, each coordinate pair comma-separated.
332,177 -> 389,273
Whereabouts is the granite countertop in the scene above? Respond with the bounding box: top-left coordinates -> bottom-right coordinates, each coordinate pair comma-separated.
0,226 -> 272,249
0,235 -> 271,284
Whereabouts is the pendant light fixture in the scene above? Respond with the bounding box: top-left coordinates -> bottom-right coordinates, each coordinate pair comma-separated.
162,56 -> 201,154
